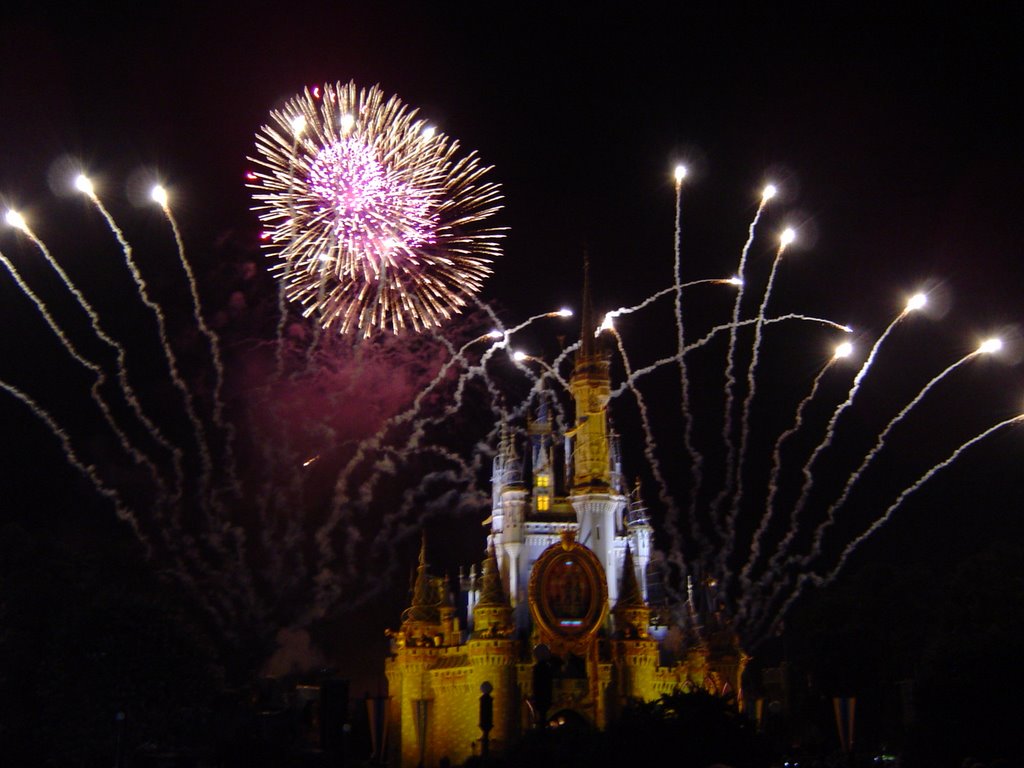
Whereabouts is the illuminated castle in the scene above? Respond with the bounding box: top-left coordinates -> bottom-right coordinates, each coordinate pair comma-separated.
384,280 -> 748,767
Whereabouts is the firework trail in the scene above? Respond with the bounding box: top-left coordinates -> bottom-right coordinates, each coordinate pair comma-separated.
81,182 -> 260,619
796,340 -> 1000,572
153,187 -> 239,494
315,328 -> 496,553
0,377 -> 147,550
611,313 -> 853,399
714,186 -> 776,537
81,187 -> 220,518
311,308 -> 571,607
608,322 -> 677,533
604,280 -> 739,323
351,357 -> 498,526
737,347 -> 848,604
0,244 -> 159,493
719,229 -> 794,569
10,203 -> 184,498
669,168 -> 702,575
250,81 -> 504,337
763,413 -> 1024,637
759,295 -> 927,586
6,204 -> 258,628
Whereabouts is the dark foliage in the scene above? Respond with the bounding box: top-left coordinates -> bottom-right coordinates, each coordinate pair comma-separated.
497,689 -> 773,768
778,546 -> 1024,767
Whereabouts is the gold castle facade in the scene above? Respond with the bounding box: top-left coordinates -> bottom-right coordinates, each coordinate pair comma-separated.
385,287 -> 748,767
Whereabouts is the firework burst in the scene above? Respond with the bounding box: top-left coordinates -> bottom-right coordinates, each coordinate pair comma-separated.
249,81 -> 505,337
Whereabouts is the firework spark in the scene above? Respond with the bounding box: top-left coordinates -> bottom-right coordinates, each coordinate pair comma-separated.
249,81 -> 505,337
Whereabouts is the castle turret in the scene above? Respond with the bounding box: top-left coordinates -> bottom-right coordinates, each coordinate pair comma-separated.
624,480 -> 654,601
472,546 -> 514,637
404,536 -> 440,627
611,545 -> 658,712
528,398 -> 556,514
490,427 -> 528,608
469,547 -> 518,751
612,545 -> 651,639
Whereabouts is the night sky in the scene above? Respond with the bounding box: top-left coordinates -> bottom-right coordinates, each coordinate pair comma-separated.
2,4 -> 1023,689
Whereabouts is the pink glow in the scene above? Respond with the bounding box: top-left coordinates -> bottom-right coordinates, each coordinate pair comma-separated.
307,137 -> 437,265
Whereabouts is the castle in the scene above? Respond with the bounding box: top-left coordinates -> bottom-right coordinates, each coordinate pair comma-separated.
384,282 -> 748,767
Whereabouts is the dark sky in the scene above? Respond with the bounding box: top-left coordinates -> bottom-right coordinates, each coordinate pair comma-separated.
2,4 -> 1023,680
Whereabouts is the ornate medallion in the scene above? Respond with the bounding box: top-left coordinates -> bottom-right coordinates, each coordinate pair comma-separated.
528,530 -> 607,650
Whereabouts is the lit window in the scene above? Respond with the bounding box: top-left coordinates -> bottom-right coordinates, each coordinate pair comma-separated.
536,474 -> 550,488
537,495 -> 550,511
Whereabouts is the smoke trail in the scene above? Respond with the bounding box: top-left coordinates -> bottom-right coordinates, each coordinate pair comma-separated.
158,201 -> 239,496
611,314 -> 852,399
764,414 -> 1024,638
796,349 -> 982,571
16,224 -> 185,499
0,378 -> 148,552
670,180 -> 702,574
605,280 -> 736,324
0,249 -> 159,496
718,238 -> 794,576
84,194 -> 221,527
761,307 -> 918,584
312,330 -> 496,604
609,325 -> 677,535
86,193 -> 262,618
716,195 -> 773,540
737,359 -> 836,611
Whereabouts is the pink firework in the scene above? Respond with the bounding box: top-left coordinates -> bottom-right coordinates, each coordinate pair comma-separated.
249,81 -> 504,336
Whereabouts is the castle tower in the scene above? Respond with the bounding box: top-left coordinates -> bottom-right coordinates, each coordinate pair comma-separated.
472,546 -> 514,637
611,545 -> 658,710
385,537 -> 447,768
404,535 -> 442,634
490,427 -> 528,611
528,398 -> 556,514
468,547 -> 519,751
568,259 -> 627,603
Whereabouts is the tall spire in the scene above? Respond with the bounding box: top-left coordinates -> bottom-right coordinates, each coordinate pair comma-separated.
580,249 -> 594,359
405,533 -> 440,623
569,252 -> 612,490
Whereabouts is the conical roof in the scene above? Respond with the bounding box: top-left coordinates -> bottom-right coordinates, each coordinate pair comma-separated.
615,544 -> 645,609
477,545 -> 510,607
406,534 -> 440,622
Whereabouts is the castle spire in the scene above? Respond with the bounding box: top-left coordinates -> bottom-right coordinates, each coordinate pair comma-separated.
477,545 -> 510,607
569,255 -> 612,490
613,543 -> 651,639
472,545 -> 513,638
405,533 -> 440,623
580,250 -> 595,360
616,544 -> 644,608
